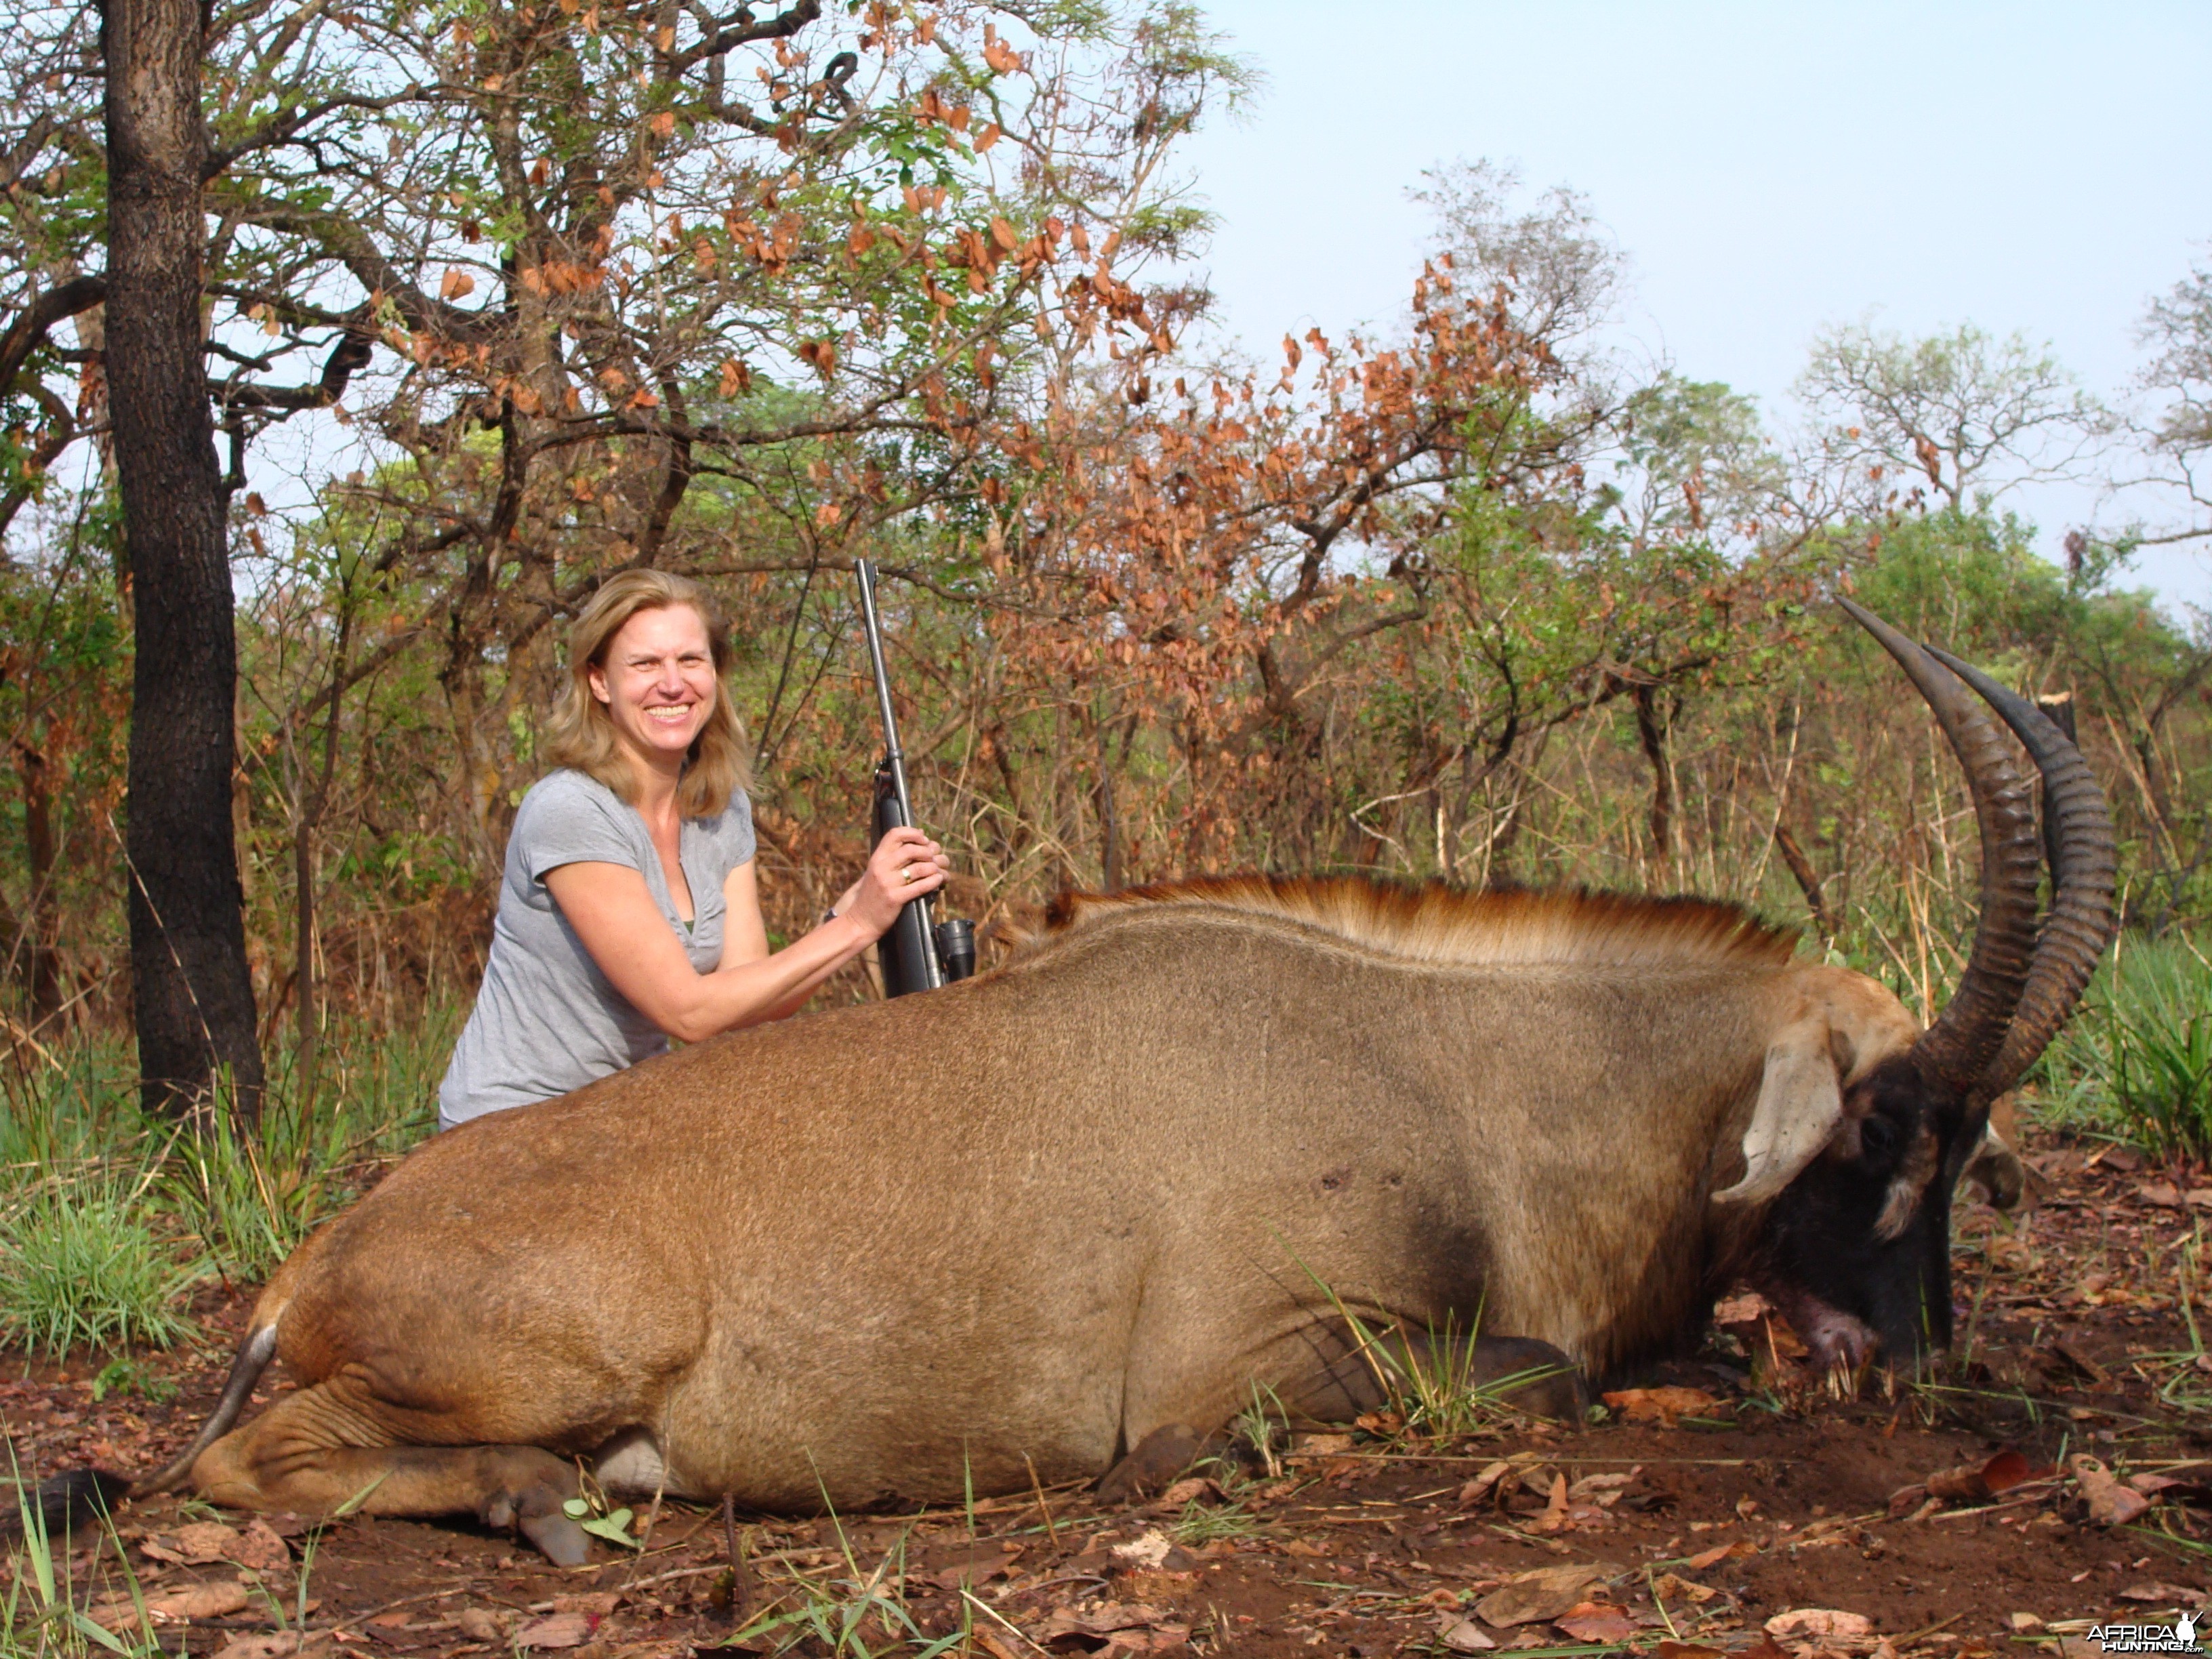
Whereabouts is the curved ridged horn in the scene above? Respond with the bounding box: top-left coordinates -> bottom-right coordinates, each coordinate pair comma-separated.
1838,599 -> 2043,1090
1925,645 -> 2119,1103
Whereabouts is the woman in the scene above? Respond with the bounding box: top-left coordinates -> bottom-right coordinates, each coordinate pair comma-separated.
436,570 -> 949,1129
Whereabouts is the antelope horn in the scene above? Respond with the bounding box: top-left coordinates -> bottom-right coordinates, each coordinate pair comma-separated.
1838,600 -> 2043,1090
1925,645 -> 2118,1104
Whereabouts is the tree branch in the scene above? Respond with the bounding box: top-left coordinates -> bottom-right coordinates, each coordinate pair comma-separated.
671,0 -> 819,73
204,85 -> 424,178
0,274 -> 107,394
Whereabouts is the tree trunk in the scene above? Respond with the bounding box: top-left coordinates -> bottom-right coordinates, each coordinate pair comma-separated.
102,0 -> 265,1118
1097,746 -> 1120,890
1772,823 -> 1837,944
293,602 -> 355,1076
14,737 -> 62,1027
1632,682 -> 1675,877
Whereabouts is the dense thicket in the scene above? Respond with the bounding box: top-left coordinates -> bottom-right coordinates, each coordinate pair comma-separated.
0,2 -> 2206,1071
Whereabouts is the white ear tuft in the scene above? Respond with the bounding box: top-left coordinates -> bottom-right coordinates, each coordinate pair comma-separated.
1713,1017 -> 1846,1206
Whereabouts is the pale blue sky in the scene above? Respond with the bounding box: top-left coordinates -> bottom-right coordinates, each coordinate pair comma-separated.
1171,1 -> 2212,610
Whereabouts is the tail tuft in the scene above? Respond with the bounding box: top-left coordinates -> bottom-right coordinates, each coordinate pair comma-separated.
0,1467 -> 133,1543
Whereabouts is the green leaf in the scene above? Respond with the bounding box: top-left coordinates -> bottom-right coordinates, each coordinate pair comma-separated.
73,1612 -> 130,1653
579,1507 -> 642,1549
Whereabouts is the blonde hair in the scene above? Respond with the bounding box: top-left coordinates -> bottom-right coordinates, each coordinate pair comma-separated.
544,570 -> 754,818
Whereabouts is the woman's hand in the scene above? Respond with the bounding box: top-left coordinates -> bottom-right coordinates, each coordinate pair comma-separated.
846,825 -> 949,935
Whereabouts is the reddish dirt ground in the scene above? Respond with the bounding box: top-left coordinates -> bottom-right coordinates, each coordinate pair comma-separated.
3,1128 -> 2207,1658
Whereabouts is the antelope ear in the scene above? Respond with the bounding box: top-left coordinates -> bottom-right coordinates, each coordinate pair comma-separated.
1960,1123 -> 2026,1211
1713,1017 -> 1846,1206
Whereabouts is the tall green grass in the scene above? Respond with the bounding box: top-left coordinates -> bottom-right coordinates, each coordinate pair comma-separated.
0,1007 -> 455,1364
0,1183 -> 199,1357
2037,931 -> 2212,1164
167,1010 -> 450,1282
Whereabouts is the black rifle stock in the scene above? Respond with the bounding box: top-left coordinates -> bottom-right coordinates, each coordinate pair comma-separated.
855,559 -> 974,996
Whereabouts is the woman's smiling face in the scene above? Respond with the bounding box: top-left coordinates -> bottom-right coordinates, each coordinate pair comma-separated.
588,603 -> 718,771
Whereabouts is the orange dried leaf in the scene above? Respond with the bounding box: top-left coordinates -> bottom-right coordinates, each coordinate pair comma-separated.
1601,1386 -> 1722,1426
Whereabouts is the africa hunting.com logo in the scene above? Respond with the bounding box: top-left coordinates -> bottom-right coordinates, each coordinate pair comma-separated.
2087,1612 -> 2201,1654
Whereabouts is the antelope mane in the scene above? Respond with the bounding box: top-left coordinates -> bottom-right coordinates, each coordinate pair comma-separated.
1021,874 -> 1798,970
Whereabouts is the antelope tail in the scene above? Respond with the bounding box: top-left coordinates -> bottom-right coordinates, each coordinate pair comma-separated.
134,1321 -> 281,1497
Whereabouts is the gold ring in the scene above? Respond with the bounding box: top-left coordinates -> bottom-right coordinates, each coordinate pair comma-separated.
901,865 -> 914,884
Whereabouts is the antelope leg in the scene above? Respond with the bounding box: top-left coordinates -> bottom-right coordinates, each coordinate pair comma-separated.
190,1384 -> 590,1565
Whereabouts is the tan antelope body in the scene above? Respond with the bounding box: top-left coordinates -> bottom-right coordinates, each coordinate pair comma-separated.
137,609 -> 2114,1563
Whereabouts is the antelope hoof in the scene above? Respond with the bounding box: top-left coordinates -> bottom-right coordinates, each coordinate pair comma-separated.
519,1507 -> 592,1568
1099,1422 -> 1207,1504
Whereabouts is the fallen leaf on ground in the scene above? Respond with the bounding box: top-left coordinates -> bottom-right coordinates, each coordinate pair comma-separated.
1519,1473 -> 1571,1534
1601,1386 -> 1721,1426
1713,1292 -> 1772,1324
1040,1601 -> 1173,1637
1436,1615 -> 1496,1652
2118,1583 -> 2203,1606
89,1579 -> 251,1631
211,1635 -> 308,1659
1106,1631 -> 1189,1656
1765,1610 -> 1874,1643
1655,1645 -> 1726,1659
2140,1182 -> 2184,1208
512,1612 -> 596,1649
1519,1469 -> 1618,1536
1683,1540 -> 1757,1570
455,1609 -> 507,1643
1651,1573 -> 1718,1605
2072,1454 -> 2152,1525
549,1593 -> 619,1616
1568,1470 -> 1637,1504
1290,1432 -> 1353,1456
1474,1563 -> 1607,1627
141,1523 -> 243,1565
231,1519 -> 293,1574
1038,1601 -> 1189,1653
1555,1603 -> 1638,1643
175,1522 -> 244,1561
1155,1477 -> 1223,1507
1925,1448 -> 2033,1504
2051,1338 -> 2109,1385
1458,1460 -> 1514,1507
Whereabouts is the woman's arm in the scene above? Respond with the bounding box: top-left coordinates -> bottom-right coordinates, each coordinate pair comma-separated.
543,826 -> 948,1043
718,858 -> 827,1025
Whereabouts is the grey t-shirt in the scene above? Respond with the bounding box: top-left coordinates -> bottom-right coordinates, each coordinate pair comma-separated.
437,768 -> 756,1128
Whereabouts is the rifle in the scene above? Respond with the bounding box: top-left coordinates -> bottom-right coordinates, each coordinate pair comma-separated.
854,558 -> 975,996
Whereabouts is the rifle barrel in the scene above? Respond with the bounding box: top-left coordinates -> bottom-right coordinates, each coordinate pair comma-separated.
855,558 -> 942,991
855,558 -> 911,821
